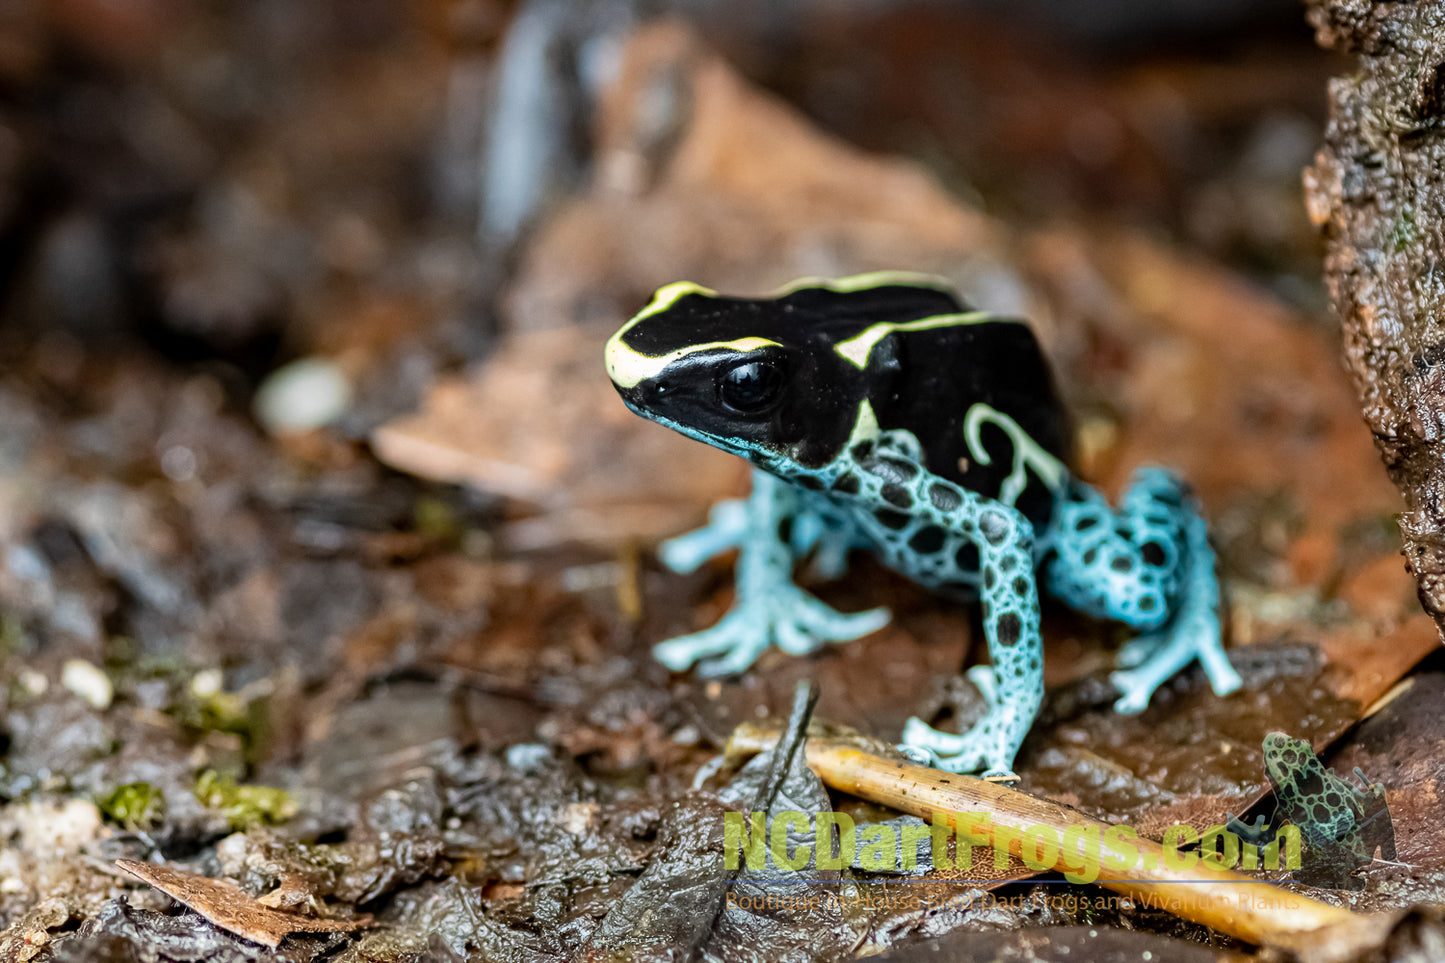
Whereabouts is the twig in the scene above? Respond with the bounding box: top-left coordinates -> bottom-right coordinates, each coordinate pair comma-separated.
726,728 -> 1394,960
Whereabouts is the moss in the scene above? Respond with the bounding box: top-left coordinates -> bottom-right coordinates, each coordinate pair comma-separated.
98,782 -> 167,831
413,494 -> 464,545
1389,207 -> 1418,253
193,770 -> 296,830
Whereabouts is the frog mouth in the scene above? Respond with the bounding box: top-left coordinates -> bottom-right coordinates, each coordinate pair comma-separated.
613,394 -> 777,469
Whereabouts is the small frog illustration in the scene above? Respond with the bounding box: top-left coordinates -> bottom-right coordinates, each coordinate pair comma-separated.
1226,731 -> 1395,890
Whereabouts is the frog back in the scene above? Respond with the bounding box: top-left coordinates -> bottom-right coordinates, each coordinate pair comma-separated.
872,319 -> 1072,530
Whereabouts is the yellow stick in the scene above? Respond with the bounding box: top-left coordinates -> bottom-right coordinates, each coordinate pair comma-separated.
727,730 -> 1392,959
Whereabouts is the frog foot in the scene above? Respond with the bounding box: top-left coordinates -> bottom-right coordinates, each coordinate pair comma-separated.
1109,623 -> 1242,714
653,586 -> 889,677
899,667 -> 1029,777
658,498 -> 750,574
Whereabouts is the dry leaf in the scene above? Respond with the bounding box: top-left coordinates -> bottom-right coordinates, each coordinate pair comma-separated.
114,859 -> 370,949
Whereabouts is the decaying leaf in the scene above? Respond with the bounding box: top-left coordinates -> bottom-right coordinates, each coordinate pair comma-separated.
113,859 -> 370,949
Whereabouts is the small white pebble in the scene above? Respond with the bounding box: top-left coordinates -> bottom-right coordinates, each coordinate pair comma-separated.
160,444 -> 198,482
253,357 -> 353,436
562,802 -> 597,835
17,669 -> 47,696
61,659 -> 112,709
0,878 -> 24,893
190,667 -> 224,698
506,743 -> 551,771
1143,952 -> 1153,961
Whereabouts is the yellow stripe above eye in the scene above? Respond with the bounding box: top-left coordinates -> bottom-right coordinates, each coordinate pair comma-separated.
833,311 -> 995,369
606,335 -> 781,389
606,281 -> 716,388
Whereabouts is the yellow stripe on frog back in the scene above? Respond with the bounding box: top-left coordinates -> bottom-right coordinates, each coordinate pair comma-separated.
833,311 -> 997,369
771,270 -> 956,297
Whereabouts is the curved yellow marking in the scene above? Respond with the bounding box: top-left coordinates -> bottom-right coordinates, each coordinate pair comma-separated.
605,281 -> 725,388
834,311 -> 995,369
773,270 -> 956,297
963,403 -> 1067,508
847,399 -> 881,446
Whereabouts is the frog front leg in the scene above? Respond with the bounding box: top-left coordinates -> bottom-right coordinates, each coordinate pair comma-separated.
834,434 -> 1044,777
652,468 -> 890,677
1044,469 -> 1242,714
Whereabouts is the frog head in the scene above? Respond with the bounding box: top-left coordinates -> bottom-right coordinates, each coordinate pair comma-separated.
604,276 -> 964,473
1260,731 -> 1314,789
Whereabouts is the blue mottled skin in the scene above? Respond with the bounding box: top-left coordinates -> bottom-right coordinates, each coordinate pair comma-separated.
607,276 -> 1243,777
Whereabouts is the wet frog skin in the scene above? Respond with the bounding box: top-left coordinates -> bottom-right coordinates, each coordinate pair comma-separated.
1226,731 -> 1396,890
605,273 -> 1242,775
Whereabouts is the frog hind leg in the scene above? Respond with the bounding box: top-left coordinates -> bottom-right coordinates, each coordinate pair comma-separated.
1224,812 -> 1276,847
833,432 -> 1043,777
1044,468 -> 1242,715
652,468 -> 889,677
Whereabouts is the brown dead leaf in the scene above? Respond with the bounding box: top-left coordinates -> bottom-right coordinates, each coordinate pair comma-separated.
114,859 -> 370,949
372,324 -> 745,550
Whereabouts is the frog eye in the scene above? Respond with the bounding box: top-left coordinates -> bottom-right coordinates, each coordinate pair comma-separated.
718,360 -> 785,414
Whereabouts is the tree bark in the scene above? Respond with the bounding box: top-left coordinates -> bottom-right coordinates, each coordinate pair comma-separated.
1305,0 -> 1445,641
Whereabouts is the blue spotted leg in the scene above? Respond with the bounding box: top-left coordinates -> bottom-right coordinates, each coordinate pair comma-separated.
653,468 -> 890,677
815,432 -> 1044,777
1043,468 -> 1242,713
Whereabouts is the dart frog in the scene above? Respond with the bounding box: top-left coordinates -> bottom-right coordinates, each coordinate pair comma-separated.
1226,731 -> 1395,890
604,273 -> 1242,776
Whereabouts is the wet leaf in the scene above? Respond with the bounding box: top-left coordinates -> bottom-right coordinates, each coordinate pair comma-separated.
113,860 -> 370,949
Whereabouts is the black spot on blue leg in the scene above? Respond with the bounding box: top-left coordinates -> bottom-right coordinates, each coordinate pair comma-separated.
980,510 -> 1010,546
881,484 -> 913,509
1013,577 -> 1029,595
996,613 -> 1022,646
875,508 -> 911,530
1110,556 -> 1133,574
929,484 -> 961,512
798,475 -> 824,491
907,526 -> 946,554
1141,541 -> 1166,567
983,567 -> 997,590
879,457 -> 919,480
833,474 -> 860,495
955,544 -> 980,572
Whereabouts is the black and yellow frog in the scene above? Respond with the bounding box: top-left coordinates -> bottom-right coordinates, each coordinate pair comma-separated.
605,273 -> 1242,775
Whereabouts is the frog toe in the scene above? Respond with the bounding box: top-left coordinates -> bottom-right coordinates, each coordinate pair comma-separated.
1109,625 -> 1241,714
655,587 -> 889,675
695,634 -> 774,677
900,714 -> 1022,776
653,620 -> 758,673
780,597 -> 890,654
658,499 -> 751,574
